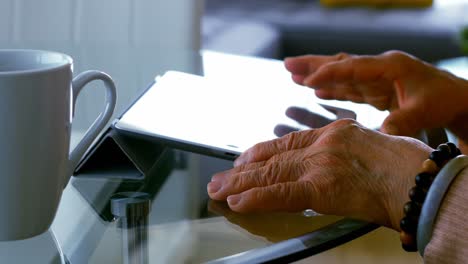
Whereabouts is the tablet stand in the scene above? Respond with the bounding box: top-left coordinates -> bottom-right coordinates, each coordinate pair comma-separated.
74,123 -> 167,179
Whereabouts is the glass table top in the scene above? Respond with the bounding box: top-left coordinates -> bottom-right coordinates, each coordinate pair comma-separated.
53,147 -> 368,264
0,46 -> 384,263
2,2 -> 465,261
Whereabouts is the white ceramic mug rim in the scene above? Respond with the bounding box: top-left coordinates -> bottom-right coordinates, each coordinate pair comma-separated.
0,49 -> 73,76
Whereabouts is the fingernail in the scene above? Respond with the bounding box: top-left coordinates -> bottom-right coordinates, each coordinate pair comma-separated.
211,176 -> 220,182
207,181 -> 222,194
227,194 -> 241,206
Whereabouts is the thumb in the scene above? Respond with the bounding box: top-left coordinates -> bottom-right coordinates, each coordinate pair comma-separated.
381,108 -> 423,137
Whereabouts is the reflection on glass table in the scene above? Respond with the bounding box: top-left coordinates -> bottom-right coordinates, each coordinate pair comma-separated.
50,146 -> 377,264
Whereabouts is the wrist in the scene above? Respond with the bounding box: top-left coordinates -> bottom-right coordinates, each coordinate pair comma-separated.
398,143 -> 461,252
382,139 -> 433,232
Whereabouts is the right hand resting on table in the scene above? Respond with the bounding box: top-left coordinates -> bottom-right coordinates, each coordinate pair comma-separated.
208,119 -> 432,231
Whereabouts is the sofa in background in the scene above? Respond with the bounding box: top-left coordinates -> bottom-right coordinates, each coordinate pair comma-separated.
202,0 -> 468,63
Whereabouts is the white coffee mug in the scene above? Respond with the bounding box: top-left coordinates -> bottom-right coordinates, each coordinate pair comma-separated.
0,49 -> 117,240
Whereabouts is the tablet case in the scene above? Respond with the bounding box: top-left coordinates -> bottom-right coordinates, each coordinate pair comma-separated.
73,75 -> 164,179
74,122 -> 168,179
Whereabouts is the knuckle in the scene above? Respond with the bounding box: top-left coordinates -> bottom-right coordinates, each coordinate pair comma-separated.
382,50 -> 403,57
263,162 -> 284,184
282,131 -> 296,146
380,50 -> 421,77
316,119 -> 363,147
339,121 -> 366,138
260,163 -> 275,184
267,161 -> 300,183
249,142 -> 265,155
332,118 -> 359,128
228,173 -> 248,190
280,130 -> 301,150
246,141 -> 274,162
334,52 -> 350,60
381,50 -> 409,62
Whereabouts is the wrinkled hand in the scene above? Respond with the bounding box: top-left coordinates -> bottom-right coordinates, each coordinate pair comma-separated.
274,104 -> 356,137
207,119 -> 432,231
284,51 -> 468,148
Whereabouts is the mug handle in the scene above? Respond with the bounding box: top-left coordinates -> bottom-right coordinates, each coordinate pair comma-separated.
66,70 -> 117,180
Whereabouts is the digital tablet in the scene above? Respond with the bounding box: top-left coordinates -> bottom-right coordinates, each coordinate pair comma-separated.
114,70 -> 388,160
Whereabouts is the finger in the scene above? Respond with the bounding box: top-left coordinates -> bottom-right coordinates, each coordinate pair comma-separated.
303,56 -> 390,89
274,124 -> 299,137
234,129 -> 320,167
303,57 -> 396,106
213,148 -> 307,186
319,104 -> 357,120
227,182 -> 315,213
209,161 -> 305,200
211,161 -> 267,183
284,53 -> 351,85
316,85 -> 389,111
381,107 -> 425,136
315,88 -> 363,103
291,74 -> 307,85
285,106 -> 335,128
284,54 -> 348,74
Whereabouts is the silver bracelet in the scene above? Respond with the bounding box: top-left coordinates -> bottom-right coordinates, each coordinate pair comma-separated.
417,155 -> 468,256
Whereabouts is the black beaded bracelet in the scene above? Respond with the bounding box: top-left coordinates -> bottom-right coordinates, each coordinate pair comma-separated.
400,142 -> 461,252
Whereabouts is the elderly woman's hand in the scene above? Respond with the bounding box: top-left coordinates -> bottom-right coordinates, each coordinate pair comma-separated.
284,51 -> 468,151
207,119 -> 432,231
